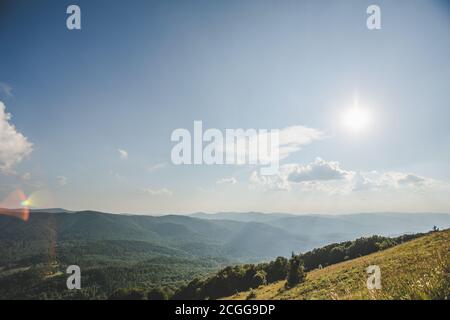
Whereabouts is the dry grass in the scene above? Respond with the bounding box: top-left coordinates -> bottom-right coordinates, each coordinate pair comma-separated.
225,229 -> 450,300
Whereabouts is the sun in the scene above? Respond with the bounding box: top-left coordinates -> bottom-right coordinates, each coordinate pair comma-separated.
341,106 -> 371,133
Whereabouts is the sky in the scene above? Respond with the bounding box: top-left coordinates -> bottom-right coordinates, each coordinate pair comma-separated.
0,0 -> 449,214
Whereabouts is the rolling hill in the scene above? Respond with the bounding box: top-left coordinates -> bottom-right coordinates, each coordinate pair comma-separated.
225,229 -> 450,300
0,209 -> 449,299
2,210 -> 449,261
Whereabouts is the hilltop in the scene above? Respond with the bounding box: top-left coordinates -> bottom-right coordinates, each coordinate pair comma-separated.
225,229 -> 449,300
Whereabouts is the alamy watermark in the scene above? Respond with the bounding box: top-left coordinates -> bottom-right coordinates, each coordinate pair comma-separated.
65,4 -> 380,32
66,5 -> 81,30
65,4 -> 381,32
367,5 -> 381,30
66,265 -> 81,290
171,121 -> 280,175
366,265 -> 382,290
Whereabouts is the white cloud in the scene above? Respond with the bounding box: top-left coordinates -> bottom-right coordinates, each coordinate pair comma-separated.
142,188 -> 173,196
146,162 -> 166,173
216,177 -> 237,185
216,125 -> 324,164
347,171 -> 435,192
277,126 -> 325,160
22,172 -> 31,180
249,170 -> 291,191
249,157 -> 443,195
367,172 -> 434,190
57,175 -> 68,186
287,157 -> 349,182
0,101 -> 33,173
117,148 -> 128,160
109,170 -> 125,182
396,173 -> 427,186
0,83 -> 13,98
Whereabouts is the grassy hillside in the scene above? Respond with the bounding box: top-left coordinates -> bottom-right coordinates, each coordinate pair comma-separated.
226,229 -> 449,300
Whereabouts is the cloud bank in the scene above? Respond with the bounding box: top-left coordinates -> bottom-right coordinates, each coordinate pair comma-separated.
250,157 -> 444,194
0,102 -> 33,173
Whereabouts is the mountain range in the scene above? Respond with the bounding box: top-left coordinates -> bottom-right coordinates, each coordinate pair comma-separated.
1,209 -> 449,260
1,208 -> 449,299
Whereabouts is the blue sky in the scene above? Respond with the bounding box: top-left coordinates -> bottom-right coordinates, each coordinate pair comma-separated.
0,0 -> 449,214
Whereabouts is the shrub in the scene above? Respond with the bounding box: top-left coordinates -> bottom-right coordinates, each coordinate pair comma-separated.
286,256 -> 306,288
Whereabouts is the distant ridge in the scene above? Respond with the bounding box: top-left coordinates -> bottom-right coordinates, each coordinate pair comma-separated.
31,208 -> 74,214
1,209 -> 449,259
190,212 -> 294,222
0,207 -> 73,214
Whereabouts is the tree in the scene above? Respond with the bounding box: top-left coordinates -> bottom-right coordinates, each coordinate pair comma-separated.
266,257 -> 289,283
286,256 -> 305,288
148,287 -> 169,300
109,288 -> 146,300
251,270 -> 267,288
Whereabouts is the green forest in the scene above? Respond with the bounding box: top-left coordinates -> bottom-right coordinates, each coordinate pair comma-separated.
0,210 -> 447,300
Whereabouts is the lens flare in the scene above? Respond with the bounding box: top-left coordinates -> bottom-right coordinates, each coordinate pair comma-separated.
0,189 -> 55,222
21,199 -> 32,207
1,190 -> 58,262
0,190 -> 30,221
26,189 -> 55,208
